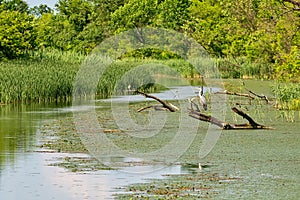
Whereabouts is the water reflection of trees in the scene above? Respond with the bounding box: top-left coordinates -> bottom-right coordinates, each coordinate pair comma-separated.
0,104 -> 41,170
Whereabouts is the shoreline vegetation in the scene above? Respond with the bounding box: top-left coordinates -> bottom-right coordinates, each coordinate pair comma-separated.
0,0 -> 299,109
0,49 -> 299,110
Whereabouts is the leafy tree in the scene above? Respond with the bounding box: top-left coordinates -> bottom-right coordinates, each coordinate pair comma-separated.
0,10 -> 37,59
156,0 -> 191,31
275,46 -> 300,82
0,0 -> 29,13
35,13 -> 77,51
56,0 -> 94,32
111,0 -> 159,33
29,4 -> 53,17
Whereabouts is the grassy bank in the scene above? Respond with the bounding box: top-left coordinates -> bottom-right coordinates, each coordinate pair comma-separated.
0,50 -> 298,110
0,50 -> 202,103
272,83 -> 300,110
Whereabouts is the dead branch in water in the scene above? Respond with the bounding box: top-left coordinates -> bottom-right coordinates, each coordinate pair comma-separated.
137,105 -> 171,112
135,90 -> 179,112
135,91 -> 272,130
245,89 -> 270,104
214,91 -> 255,99
215,88 -> 270,104
189,107 -> 273,130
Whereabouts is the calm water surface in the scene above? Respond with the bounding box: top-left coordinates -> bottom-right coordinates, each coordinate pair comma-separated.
0,81 -> 299,199
0,86 -> 204,200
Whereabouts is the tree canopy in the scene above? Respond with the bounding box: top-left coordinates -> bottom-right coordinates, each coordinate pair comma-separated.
0,0 -> 299,80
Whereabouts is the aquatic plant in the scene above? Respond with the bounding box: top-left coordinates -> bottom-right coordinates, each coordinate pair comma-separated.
0,50 -> 203,103
216,57 -> 273,79
272,83 -> 300,110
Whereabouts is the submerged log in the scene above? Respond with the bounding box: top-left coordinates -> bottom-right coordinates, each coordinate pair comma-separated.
135,90 -> 179,112
189,107 -> 272,130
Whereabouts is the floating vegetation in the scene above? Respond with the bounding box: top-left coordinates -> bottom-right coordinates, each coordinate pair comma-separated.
39,118 -> 87,153
115,172 -> 241,199
50,156 -> 113,172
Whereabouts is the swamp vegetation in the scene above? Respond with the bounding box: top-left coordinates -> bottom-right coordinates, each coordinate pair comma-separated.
0,0 -> 299,199
0,0 -> 299,108
35,79 -> 300,199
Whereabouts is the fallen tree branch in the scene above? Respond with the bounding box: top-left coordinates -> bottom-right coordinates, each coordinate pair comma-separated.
245,89 -> 270,104
137,105 -> 170,112
214,90 -> 255,99
135,90 -> 179,112
189,107 -> 272,130
215,89 -> 270,104
189,110 -> 229,128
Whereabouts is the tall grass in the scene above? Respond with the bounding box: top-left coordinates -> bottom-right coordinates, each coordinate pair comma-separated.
216,57 -> 273,79
272,83 -> 300,110
95,58 -> 201,98
0,50 -> 83,104
1,49 -> 283,104
0,51 -> 204,103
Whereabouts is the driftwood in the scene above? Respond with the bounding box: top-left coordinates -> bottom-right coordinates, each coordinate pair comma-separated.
135,91 -> 272,130
245,89 -> 270,103
215,89 -> 270,104
189,107 -> 273,130
214,90 -> 255,99
135,90 -> 179,112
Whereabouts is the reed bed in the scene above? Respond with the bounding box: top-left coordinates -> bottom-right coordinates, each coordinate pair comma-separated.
0,59 -> 79,103
272,83 -> 300,110
216,57 -> 273,79
0,51 -> 202,103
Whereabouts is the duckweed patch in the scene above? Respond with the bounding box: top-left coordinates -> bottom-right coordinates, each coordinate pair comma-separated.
50,156 -> 113,172
39,118 -> 87,153
116,172 -> 241,199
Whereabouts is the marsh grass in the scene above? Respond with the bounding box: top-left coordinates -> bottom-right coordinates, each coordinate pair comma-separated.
2,49 -> 291,105
216,57 -> 273,79
272,82 -> 300,110
0,51 -> 203,103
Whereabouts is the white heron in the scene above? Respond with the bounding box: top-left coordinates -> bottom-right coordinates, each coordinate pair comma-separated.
198,86 -> 207,111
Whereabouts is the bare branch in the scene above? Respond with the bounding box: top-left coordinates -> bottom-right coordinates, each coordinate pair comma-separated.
214,91 -> 255,99
189,107 -> 273,130
135,90 -> 179,112
245,89 -> 270,104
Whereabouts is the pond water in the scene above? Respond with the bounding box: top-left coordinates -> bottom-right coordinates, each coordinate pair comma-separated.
0,102 -> 192,200
0,80 -> 299,199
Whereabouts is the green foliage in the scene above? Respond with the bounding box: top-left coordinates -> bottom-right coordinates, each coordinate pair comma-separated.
272,82 -> 300,110
56,0 -> 94,32
0,0 -> 29,13
155,0 -> 191,31
187,0 -> 300,64
216,57 -> 273,79
121,48 -> 182,59
35,14 -> 78,51
275,46 -> 300,82
0,10 -> 37,59
0,0 -> 299,82
111,0 -> 159,33
0,50 -> 83,103
29,4 -> 53,17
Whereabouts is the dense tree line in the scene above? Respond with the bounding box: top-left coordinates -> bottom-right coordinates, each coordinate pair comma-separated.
0,0 -> 299,80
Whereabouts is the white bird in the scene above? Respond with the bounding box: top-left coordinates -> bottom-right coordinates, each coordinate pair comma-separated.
198,86 -> 207,111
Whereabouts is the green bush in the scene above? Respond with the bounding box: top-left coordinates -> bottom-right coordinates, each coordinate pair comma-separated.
0,10 -> 37,59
